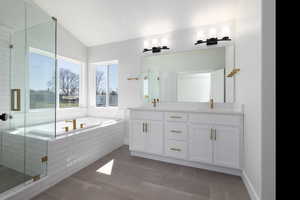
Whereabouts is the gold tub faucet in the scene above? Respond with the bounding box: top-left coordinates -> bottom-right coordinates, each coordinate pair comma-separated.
65,119 -> 77,130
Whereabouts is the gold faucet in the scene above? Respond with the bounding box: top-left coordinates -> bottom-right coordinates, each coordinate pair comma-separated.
209,98 -> 214,109
152,99 -> 157,107
65,119 -> 77,130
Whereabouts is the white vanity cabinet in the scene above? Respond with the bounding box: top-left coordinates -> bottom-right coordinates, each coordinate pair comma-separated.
129,111 -> 164,155
129,108 -> 243,175
189,125 -> 240,169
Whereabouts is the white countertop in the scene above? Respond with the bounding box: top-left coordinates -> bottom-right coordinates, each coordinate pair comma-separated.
128,105 -> 244,115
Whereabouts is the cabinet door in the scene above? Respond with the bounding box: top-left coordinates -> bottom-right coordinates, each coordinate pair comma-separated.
213,126 -> 240,169
130,120 -> 146,152
189,125 -> 213,164
145,121 -> 164,155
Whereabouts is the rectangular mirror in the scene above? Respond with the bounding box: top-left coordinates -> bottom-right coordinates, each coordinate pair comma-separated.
142,45 -> 235,103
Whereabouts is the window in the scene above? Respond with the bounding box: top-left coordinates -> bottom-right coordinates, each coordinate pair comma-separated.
95,63 -> 118,107
29,51 -> 56,109
58,57 -> 81,108
29,48 -> 83,110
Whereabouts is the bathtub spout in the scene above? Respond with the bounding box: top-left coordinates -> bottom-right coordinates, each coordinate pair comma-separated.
65,119 -> 77,130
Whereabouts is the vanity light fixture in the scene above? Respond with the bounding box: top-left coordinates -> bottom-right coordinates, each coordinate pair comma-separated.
143,38 -> 170,53
195,27 -> 231,46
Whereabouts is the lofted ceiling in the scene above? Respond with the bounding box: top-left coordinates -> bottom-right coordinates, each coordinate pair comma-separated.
32,0 -> 238,47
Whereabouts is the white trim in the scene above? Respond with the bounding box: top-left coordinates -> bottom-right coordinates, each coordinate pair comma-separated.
242,171 -> 260,200
90,59 -> 118,65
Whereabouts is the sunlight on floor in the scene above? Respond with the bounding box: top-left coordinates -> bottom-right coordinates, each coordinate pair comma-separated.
96,159 -> 114,175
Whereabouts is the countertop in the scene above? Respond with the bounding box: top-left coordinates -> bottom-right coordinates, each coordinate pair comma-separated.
128,106 -> 244,116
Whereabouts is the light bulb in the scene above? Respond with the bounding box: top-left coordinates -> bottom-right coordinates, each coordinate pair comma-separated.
221,27 -> 231,38
144,40 -> 149,49
209,28 -> 217,38
197,31 -> 206,41
161,38 -> 168,46
152,38 -> 158,46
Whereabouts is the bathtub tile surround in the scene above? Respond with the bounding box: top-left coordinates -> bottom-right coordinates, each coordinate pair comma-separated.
0,119 -> 124,200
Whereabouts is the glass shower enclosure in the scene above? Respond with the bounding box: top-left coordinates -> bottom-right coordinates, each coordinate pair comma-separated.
0,0 -> 56,195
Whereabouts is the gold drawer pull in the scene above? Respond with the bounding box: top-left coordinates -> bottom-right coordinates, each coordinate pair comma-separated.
170,116 -> 182,119
170,148 -> 181,152
170,130 -> 182,133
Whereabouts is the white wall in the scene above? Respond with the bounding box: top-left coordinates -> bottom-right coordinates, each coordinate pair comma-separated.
88,21 -> 235,142
235,0 -> 263,199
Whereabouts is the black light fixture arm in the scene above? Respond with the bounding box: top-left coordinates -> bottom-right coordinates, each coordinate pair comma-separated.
195,36 -> 231,46
143,46 -> 170,53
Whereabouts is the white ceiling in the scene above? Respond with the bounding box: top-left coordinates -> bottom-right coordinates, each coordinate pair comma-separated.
33,0 -> 237,47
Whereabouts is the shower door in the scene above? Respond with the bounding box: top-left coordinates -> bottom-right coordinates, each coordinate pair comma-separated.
0,0 -> 57,195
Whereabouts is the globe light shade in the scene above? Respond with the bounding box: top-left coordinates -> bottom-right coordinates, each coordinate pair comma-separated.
208,28 -> 217,38
152,38 -> 158,46
197,31 -> 206,41
161,38 -> 168,46
144,40 -> 150,49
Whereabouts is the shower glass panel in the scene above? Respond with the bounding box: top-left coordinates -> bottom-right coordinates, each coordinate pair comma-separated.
0,0 -> 56,195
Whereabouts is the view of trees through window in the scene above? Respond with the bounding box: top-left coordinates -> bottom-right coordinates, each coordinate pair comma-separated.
30,52 -> 56,109
96,64 -> 118,107
58,58 -> 80,108
29,50 -> 81,109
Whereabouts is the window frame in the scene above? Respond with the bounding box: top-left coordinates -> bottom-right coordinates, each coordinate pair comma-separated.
89,60 -> 119,109
28,47 -> 85,111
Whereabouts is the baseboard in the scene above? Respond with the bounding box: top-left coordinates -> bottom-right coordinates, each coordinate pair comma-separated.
131,151 -> 242,176
242,171 -> 260,200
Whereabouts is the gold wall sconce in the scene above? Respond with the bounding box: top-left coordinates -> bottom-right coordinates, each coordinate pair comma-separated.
227,68 -> 240,77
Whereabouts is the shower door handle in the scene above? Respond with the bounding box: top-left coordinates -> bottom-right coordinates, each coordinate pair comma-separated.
0,113 -> 9,121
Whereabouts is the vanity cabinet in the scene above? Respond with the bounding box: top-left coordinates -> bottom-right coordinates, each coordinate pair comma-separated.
130,118 -> 163,155
189,125 -> 240,168
189,125 -> 213,163
129,109 -> 243,174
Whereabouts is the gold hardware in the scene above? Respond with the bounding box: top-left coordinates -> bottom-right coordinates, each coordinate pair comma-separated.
127,77 -> 139,80
170,148 -> 181,152
227,68 -> 240,77
152,99 -> 157,107
171,130 -> 182,133
11,89 -> 21,111
80,123 -> 85,128
209,98 -> 214,109
144,95 -> 149,99
170,116 -> 182,119
214,129 -> 217,140
63,126 -> 69,132
65,119 -> 77,130
41,156 -> 48,162
32,175 -> 40,182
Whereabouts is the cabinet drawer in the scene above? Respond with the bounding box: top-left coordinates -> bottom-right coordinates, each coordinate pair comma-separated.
165,123 -> 187,141
130,111 -> 163,121
165,140 -> 187,159
165,112 -> 187,122
189,113 -> 241,126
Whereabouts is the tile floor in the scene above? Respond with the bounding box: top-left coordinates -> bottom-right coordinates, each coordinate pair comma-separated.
32,146 -> 250,200
0,165 -> 31,194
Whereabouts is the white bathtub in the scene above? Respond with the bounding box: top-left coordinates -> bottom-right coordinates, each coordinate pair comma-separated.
1,116 -> 124,177
4,117 -> 122,140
